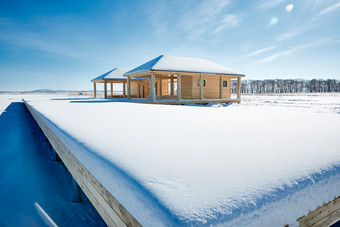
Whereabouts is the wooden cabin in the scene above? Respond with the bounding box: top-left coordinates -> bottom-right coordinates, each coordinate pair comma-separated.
124,55 -> 245,104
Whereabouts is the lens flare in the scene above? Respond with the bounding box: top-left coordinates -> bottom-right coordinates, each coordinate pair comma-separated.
286,4 -> 294,12
270,17 -> 279,25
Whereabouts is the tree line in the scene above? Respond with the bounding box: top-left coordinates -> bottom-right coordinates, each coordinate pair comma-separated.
231,79 -> 340,93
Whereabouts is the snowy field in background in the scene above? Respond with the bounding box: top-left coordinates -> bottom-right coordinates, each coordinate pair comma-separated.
1,92 -> 340,226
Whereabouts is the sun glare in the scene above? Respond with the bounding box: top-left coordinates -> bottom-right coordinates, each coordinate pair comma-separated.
286,4 -> 294,12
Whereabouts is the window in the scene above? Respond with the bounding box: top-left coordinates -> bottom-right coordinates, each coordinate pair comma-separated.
223,81 -> 228,87
197,79 -> 206,87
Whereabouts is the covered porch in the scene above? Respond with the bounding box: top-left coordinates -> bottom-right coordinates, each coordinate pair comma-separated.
126,71 -> 244,103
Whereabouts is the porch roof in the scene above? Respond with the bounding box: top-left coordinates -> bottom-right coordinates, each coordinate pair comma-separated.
124,55 -> 245,77
91,67 -> 131,82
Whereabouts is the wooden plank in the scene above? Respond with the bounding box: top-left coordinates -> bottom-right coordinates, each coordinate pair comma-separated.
24,101 -> 141,227
297,196 -> 340,227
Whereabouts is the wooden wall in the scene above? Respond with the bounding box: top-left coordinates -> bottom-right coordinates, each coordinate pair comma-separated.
181,76 -> 193,99
161,79 -> 169,95
182,74 -> 231,99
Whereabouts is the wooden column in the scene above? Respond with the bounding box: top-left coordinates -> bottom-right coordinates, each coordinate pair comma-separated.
159,78 -> 162,96
150,73 -> 155,102
177,74 -> 181,101
93,82 -> 97,98
104,81 -> 107,99
220,76 -> 223,99
199,74 -> 203,100
170,77 -> 174,96
237,77 -> 241,99
138,81 -> 141,98
127,77 -> 131,99
111,83 -> 113,97
123,81 -> 126,98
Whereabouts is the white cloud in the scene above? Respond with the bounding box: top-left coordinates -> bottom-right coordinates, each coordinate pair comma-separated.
255,0 -> 286,10
319,2 -> 340,16
236,45 -> 278,61
149,0 -> 242,40
255,38 -> 331,63
215,14 -> 242,33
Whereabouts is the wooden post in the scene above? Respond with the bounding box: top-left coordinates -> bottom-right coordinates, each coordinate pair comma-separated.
127,77 -> 131,99
104,81 -> 107,99
123,81 -> 126,98
170,77 -> 174,96
220,76 -> 223,99
177,74 -> 181,101
72,177 -> 82,203
159,78 -> 162,96
237,77 -> 241,99
150,73 -> 155,102
138,81 -> 141,98
110,83 -> 113,97
199,74 -> 203,100
93,82 -> 97,98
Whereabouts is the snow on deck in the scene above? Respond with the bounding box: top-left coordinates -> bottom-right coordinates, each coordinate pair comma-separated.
23,93 -> 340,226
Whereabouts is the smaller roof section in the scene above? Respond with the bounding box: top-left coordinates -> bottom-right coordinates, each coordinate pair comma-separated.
91,68 -> 131,82
124,55 -> 245,76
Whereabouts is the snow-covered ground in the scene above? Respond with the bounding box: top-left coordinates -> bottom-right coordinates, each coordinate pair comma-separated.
0,93 -> 105,227
2,93 -> 340,226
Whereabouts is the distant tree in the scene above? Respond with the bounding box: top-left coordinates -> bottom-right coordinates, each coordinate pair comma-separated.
232,78 -> 340,94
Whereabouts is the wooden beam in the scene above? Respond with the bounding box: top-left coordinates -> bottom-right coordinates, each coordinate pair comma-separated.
177,74 -> 181,101
220,76 -> 223,99
298,196 -> 340,227
237,77 -> 241,99
123,81 -> 126,98
110,83 -> 113,97
93,82 -> 97,98
150,73 -> 155,102
104,81 -> 107,99
127,77 -> 131,99
199,74 -> 203,100
159,78 -> 162,96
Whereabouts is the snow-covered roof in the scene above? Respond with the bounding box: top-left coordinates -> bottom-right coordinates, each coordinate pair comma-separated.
124,55 -> 245,76
91,68 -> 131,82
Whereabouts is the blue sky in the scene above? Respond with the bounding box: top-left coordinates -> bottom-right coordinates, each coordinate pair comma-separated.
0,0 -> 340,91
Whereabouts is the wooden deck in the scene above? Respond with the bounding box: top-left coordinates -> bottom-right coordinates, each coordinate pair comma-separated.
23,100 -> 141,227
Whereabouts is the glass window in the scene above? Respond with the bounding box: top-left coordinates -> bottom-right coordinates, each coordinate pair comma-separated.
223,81 -> 228,87
197,79 -> 206,87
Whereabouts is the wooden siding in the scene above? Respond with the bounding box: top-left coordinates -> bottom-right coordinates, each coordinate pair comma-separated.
181,76 -> 193,99
23,100 -> 141,227
161,79 -> 169,95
